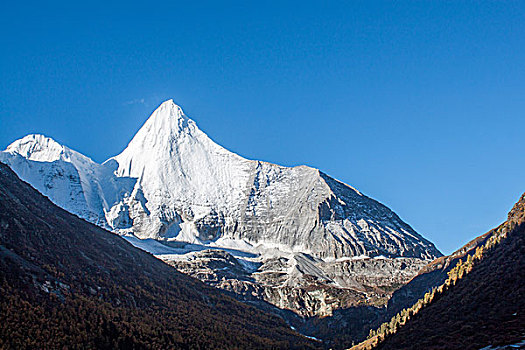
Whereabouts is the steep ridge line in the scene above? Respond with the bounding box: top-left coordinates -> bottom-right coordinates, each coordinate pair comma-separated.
350,193 -> 525,350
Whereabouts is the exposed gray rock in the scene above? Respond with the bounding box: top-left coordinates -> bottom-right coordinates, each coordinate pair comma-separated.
166,248 -> 427,317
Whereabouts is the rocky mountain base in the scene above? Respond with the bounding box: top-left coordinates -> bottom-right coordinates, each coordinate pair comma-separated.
167,250 -> 426,317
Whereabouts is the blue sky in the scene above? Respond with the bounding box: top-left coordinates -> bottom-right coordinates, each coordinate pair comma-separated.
1,1 -> 524,254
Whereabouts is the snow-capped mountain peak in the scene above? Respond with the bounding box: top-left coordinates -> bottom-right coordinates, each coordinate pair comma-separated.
120,100 -> 189,152
1,100 -> 441,260
110,99 -> 240,174
136,98 -> 189,136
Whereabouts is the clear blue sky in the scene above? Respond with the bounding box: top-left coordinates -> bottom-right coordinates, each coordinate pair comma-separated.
1,1 -> 524,254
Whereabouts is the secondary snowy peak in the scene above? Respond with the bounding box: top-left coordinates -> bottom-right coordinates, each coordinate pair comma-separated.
1,134 -> 132,228
6,134 -> 77,163
1,100 -> 442,260
0,134 -> 106,225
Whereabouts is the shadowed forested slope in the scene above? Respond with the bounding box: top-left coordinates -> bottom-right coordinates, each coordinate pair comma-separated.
0,162 -> 318,349
351,193 -> 525,350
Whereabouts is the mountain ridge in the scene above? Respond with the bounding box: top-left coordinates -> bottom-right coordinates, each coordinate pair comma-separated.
351,192 -> 525,350
381,192 -> 525,328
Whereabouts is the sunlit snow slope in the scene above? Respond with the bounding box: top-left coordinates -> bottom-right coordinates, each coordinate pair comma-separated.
0,100 -> 440,260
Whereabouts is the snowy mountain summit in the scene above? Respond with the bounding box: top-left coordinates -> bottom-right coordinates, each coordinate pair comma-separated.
0,99 -> 440,260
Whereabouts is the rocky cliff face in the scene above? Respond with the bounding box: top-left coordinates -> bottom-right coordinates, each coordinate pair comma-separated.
167,249 -> 427,317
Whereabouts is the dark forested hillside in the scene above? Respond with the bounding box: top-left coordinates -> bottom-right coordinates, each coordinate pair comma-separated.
352,193 -> 525,350
0,162 -> 318,349
382,218 -> 506,324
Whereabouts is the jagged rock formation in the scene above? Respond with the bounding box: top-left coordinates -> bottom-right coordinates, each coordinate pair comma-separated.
168,250 -> 427,317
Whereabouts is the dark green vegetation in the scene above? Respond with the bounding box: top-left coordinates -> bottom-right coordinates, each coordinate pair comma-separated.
0,163 -> 318,349
352,193 -> 525,350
